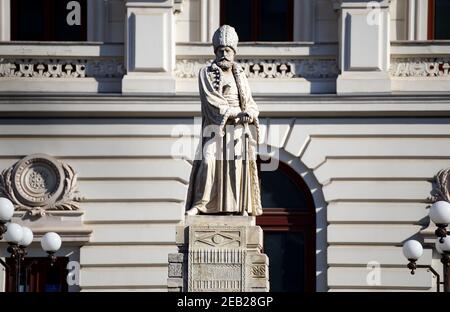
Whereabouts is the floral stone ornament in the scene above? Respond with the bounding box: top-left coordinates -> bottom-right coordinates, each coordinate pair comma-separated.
427,168 -> 450,204
0,154 -> 81,215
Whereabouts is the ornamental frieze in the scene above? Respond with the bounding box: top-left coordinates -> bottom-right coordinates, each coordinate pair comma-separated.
0,58 -> 125,79
0,154 -> 81,215
390,57 -> 450,77
175,58 -> 339,79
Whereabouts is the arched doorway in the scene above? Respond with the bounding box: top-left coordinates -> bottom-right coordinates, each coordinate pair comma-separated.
257,159 -> 316,292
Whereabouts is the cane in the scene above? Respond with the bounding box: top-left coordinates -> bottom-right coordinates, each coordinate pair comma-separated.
241,122 -> 250,215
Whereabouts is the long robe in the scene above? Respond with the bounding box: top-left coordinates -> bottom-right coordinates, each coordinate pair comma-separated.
185,62 -> 262,216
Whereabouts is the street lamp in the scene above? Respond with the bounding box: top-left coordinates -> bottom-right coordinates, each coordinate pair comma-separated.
0,197 -> 15,239
41,232 -> 62,265
0,197 -> 63,292
403,200 -> 450,292
430,201 -> 450,242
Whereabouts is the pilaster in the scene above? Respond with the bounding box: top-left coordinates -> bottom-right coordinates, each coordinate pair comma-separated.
333,0 -> 392,94
0,0 -> 10,41
122,0 -> 176,94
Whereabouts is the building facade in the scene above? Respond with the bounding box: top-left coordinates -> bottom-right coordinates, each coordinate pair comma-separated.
0,0 -> 450,292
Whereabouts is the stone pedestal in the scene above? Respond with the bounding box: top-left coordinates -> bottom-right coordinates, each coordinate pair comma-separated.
168,215 -> 269,292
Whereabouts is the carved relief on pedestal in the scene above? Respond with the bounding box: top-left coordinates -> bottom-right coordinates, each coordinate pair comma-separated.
0,154 -> 81,215
251,264 -> 267,278
191,228 -> 244,248
188,226 -> 247,292
189,249 -> 246,292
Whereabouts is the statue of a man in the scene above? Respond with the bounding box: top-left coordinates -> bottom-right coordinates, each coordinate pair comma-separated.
185,25 -> 262,217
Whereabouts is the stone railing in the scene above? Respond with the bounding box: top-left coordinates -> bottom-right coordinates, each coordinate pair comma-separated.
390,57 -> 450,77
175,42 -> 339,94
176,58 -> 339,80
0,58 -> 124,79
0,42 -> 124,93
175,42 -> 339,79
390,41 -> 450,92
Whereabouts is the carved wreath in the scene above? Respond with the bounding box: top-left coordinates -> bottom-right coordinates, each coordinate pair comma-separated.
0,154 -> 81,215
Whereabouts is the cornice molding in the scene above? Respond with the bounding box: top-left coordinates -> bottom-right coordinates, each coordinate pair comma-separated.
331,0 -> 392,10
1,93 -> 450,118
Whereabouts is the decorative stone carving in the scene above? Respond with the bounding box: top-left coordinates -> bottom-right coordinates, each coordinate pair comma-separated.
0,154 -> 81,214
174,59 -> 212,78
0,58 -> 125,78
175,58 -> 339,79
168,216 -> 269,292
189,249 -> 246,291
251,264 -> 266,278
390,58 -> 450,77
429,168 -> 450,203
188,226 -> 247,291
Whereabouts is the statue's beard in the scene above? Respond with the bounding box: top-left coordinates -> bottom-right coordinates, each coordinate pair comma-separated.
216,58 -> 233,70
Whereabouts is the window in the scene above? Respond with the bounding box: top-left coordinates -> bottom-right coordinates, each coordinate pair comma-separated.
11,0 -> 87,41
428,0 -> 450,39
257,159 -> 316,292
220,0 -> 294,42
5,257 -> 69,292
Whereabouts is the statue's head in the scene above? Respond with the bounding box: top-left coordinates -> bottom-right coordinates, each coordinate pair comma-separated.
212,25 -> 238,70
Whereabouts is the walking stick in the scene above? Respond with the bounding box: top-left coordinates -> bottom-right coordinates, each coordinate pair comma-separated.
241,122 -> 250,215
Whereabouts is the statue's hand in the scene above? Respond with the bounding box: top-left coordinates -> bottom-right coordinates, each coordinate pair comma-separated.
237,112 -> 252,124
228,107 -> 240,118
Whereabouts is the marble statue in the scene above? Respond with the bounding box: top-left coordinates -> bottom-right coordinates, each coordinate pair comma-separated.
185,25 -> 262,217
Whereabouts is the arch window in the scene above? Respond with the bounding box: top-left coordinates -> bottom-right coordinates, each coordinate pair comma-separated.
257,158 -> 316,292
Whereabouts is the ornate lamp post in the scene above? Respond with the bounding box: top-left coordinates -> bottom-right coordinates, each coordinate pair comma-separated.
403,200 -> 450,292
0,197 -> 62,292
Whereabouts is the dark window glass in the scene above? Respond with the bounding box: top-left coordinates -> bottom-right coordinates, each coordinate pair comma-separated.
435,0 -> 450,39
260,168 -> 308,209
221,0 -> 293,42
11,0 -> 45,41
264,232 -> 305,292
11,0 -> 87,41
6,257 -> 69,292
259,0 -> 291,41
256,159 -> 316,292
222,0 -> 252,42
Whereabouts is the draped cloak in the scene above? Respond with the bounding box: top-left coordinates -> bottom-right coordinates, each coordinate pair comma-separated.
185,62 -> 262,216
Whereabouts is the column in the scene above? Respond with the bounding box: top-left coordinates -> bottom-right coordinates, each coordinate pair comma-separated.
207,0 -> 220,42
415,0 -> 428,40
122,0 -> 176,94
199,0 -> 219,43
0,0 -> 10,41
334,0 -> 392,94
87,0 -> 106,42
294,0 -> 314,41
407,0 -> 415,40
